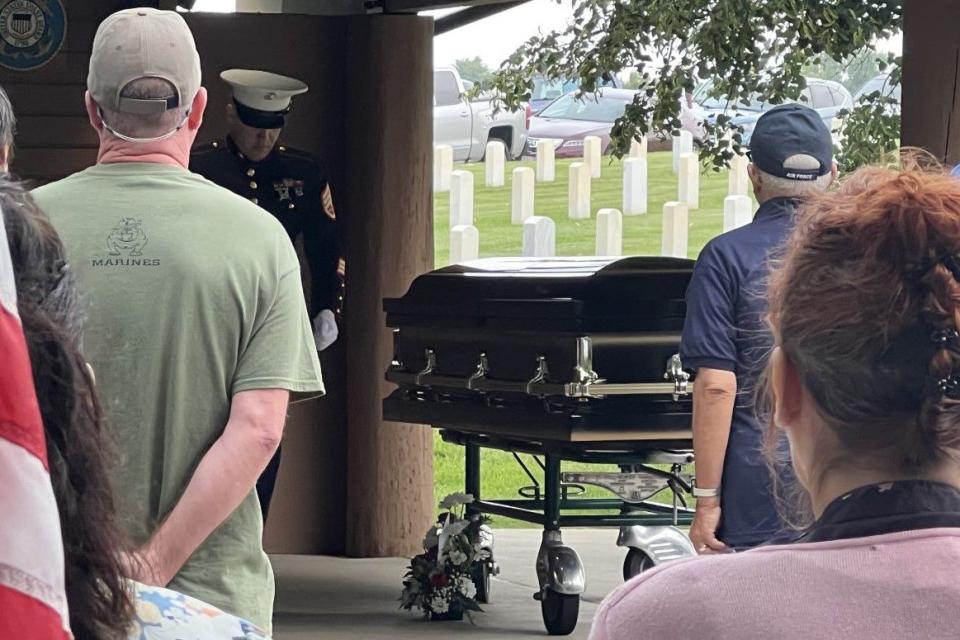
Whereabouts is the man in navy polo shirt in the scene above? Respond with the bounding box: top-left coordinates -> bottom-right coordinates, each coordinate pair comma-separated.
681,104 -> 837,553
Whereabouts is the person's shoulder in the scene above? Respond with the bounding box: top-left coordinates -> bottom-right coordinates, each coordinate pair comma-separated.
276,145 -> 325,175
191,139 -> 228,158
31,170 -> 93,206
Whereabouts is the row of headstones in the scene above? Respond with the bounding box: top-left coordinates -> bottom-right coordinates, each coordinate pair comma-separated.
438,132 -> 756,263
450,197 -> 753,262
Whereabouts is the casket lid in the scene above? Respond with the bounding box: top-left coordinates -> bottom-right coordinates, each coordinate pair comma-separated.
384,256 -> 694,330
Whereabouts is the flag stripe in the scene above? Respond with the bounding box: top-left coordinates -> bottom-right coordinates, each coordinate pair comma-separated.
0,585 -> 70,639
0,438 -> 70,625
0,307 -> 49,468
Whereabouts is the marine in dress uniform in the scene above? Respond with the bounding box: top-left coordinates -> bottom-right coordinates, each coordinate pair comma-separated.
190,69 -> 344,520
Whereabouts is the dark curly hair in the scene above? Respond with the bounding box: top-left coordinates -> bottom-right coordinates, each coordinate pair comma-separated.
2,177 -> 133,639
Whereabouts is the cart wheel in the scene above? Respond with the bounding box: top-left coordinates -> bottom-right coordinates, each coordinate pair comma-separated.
622,548 -> 653,581
472,559 -> 491,603
540,590 -> 579,636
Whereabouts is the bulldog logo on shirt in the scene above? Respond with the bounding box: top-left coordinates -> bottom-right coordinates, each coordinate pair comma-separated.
107,218 -> 148,257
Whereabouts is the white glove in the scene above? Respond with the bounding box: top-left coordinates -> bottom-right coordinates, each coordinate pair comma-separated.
313,310 -> 339,351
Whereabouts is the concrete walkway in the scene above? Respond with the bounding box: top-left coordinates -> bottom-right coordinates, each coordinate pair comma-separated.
273,528 -> 632,639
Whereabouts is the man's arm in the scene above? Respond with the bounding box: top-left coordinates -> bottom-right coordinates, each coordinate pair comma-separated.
128,388 -> 289,585
689,367 -> 737,554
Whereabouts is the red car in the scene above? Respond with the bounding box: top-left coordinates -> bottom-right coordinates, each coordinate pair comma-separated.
525,88 -> 639,158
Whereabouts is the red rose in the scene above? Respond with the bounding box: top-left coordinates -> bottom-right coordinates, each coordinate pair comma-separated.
430,572 -> 450,588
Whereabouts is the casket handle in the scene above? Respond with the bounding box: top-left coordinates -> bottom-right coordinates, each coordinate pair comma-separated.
415,348 -> 436,386
467,352 -> 489,390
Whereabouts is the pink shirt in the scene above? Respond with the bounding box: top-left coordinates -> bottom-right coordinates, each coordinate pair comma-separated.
590,528 -> 960,640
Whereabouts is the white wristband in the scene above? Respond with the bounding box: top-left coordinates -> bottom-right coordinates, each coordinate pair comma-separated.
692,486 -> 720,498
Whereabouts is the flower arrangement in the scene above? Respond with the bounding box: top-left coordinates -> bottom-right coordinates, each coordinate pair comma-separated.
401,493 -> 492,621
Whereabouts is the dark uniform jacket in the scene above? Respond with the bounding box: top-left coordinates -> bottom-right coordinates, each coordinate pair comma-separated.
191,136 -> 344,319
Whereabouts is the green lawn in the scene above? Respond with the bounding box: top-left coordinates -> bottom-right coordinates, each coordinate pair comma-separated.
431,150 -> 726,526
433,151 -> 747,265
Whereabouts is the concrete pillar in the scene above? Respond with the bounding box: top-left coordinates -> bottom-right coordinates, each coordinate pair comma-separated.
450,225 -> 479,263
672,130 -> 693,174
661,201 -> 689,258
511,166 -> 535,225
623,157 -> 647,216
630,136 -> 647,159
568,162 -> 591,220
728,153 -> 749,197
433,144 -> 453,192
584,135 -> 602,178
536,139 -> 556,182
723,195 -> 753,232
596,208 -> 623,256
449,170 -> 474,227
485,140 -> 505,187
678,152 -> 699,210
522,216 -> 556,257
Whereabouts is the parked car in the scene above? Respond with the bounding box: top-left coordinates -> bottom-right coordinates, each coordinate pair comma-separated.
694,77 -> 853,145
434,67 -> 530,162
525,88 -> 640,158
529,74 -> 621,114
854,73 -> 901,114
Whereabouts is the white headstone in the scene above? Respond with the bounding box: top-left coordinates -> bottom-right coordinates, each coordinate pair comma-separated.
433,144 -> 453,192
522,216 -> 556,257
568,162 -> 591,220
583,135 -> 602,178
678,152 -> 700,210
622,157 -> 648,216
450,225 -> 479,263
485,140 -> 506,187
723,195 -> 753,232
672,130 -> 693,174
596,208 -> 623,256
630,136 -> 647,159
450,170 -> 474,227
661,201 -> 689,259
511,166 -> 535,225
536,139 -> 556,182
728,153 -> 750,197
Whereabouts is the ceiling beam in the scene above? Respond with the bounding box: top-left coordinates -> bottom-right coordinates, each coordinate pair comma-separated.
383,0 -> 524,14
433,0 -> 528,34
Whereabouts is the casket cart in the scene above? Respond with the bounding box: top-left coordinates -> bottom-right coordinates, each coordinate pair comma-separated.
383,257 -> 698,635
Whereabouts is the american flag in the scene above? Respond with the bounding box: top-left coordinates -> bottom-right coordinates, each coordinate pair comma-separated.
0,214 -> 71,638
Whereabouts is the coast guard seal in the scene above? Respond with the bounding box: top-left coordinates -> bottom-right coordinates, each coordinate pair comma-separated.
0,0 -> 65,71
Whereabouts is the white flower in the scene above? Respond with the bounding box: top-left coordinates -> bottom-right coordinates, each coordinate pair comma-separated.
431,596 -> 449,614
439,492 -> 475,510
461,580 -> 477,600
448,550 -> 468,566
441,519 -> 470,538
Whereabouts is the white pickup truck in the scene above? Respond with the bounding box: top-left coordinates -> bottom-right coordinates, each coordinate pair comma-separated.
434,67 -> 530,162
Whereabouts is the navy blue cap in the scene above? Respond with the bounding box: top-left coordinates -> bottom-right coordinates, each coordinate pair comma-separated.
748,103 -> 833,181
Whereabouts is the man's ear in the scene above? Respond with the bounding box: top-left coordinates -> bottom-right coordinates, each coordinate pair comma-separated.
226,101 -> 237,126
828,161 -> 839,187
771,347 -> 803,431
84,90 -> 104,132
748,162 -> 762,196
187,87 -> 208,132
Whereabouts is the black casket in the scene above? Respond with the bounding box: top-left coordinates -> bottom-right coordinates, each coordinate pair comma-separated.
383,256 -> 696,445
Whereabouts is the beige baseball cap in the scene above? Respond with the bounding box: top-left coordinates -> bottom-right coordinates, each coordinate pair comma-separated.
88,8 -> 201,115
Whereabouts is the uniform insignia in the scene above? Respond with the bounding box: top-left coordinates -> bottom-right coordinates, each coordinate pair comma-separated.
274,178 -> 303,202
323,184 -> 336,220
337,258 -> 346,277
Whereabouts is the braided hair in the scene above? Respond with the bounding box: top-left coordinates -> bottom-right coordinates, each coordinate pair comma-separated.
764,157 -> 960,511
2,178 -> 134,639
